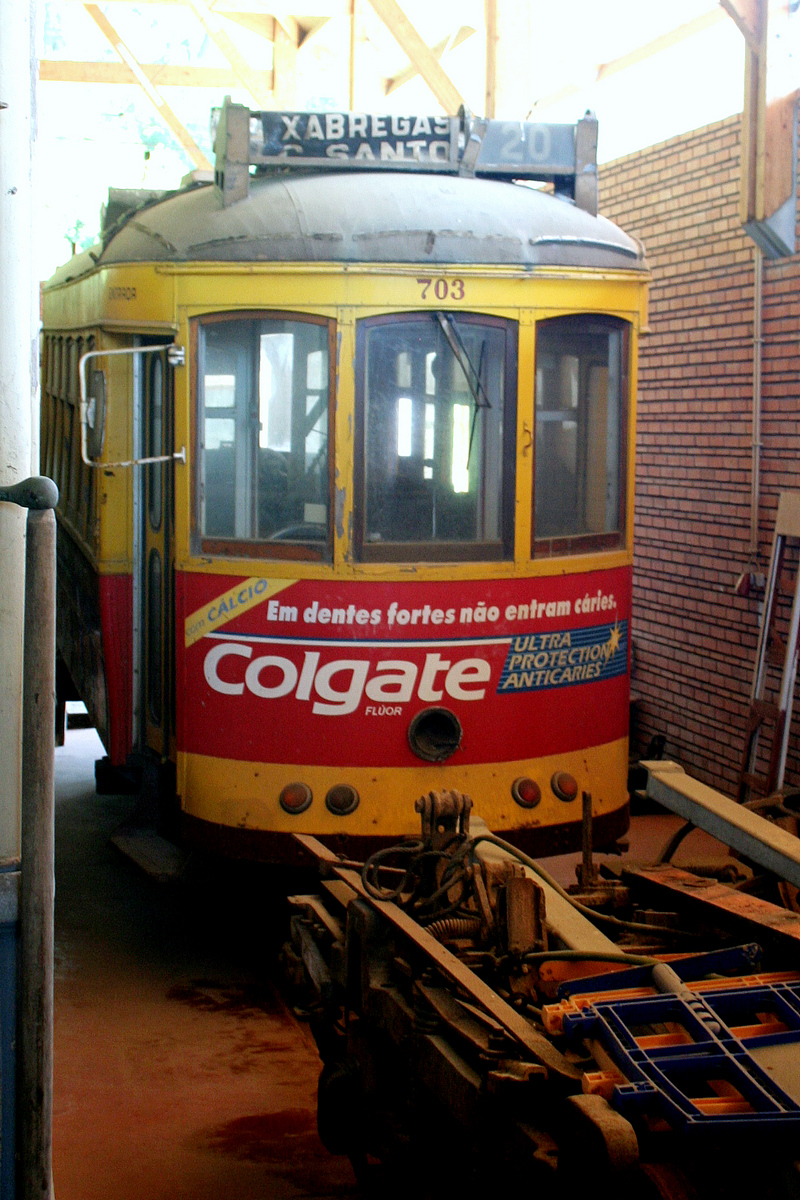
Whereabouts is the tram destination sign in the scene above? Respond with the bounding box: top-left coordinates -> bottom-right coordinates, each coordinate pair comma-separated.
251,111 -> 459,170
212,104 -> 587,180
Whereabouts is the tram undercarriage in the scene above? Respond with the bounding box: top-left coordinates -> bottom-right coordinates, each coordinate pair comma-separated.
284,773 -> 800,1199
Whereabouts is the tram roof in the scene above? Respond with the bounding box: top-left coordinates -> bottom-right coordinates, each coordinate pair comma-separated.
49,169 -> 646,285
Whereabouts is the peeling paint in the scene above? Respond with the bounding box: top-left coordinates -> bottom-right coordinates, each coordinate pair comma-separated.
335,485 -> 346,539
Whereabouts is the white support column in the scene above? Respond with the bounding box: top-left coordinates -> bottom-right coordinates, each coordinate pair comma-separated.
0,0 -> 37,868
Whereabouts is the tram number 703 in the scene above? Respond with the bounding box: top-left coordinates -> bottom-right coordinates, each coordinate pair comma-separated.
417,277 -> 465,301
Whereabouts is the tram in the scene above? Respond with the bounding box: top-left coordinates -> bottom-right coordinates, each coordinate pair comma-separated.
41,101 -> 648,861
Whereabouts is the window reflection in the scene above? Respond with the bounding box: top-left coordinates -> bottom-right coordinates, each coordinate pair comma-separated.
358,313 -> 515,561
534,315 -> 627,551
198,316 -> 331,549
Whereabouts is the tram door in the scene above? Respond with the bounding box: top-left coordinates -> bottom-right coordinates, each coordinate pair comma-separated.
135,342 -> 174,761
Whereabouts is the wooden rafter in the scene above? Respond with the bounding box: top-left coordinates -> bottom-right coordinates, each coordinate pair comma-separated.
719,0 -> 765,49
363,0 -> 464,113
40,60 -> 273,88
82,4 -> 212,168
272,19 -> 298,106
188,0 -> 272,106
531,8 -> 728,112
384,25 -> 475,96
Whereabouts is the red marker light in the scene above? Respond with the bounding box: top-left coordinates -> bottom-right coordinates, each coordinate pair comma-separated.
511,777 -> 541,809
551,771 -> 578,802
279,782 -> 313,814
325,784 -> 360,816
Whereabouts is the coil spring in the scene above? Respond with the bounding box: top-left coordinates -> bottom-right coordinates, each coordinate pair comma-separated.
425,915 -> 481,943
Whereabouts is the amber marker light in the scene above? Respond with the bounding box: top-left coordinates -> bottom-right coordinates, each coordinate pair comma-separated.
551,771 -> 579,802
511,777 -> 541,809
279,782 -> 313,814
325,784 -> 360,816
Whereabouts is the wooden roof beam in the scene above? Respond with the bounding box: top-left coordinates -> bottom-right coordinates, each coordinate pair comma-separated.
364,0 -> 464,113
531,8 -> 729,111
188,0 -> 272,107
82,4 -> 212,169
384,24 -> 475,96
39,60 -> 274,88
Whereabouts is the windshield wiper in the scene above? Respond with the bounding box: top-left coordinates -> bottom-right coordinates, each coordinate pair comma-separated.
435,311 -> 490,465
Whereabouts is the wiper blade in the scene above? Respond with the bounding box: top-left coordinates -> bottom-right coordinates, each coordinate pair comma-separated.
435,312 -> 492,411
436,311 -> 491,466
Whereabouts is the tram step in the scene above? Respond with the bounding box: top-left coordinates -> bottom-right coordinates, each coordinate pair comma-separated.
110,827 -> 190,883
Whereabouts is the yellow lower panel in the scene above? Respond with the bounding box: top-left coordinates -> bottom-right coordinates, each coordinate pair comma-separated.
178,737 -> 629,838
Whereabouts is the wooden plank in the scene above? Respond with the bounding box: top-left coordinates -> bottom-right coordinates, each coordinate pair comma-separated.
39,60 -> 272,88
188,0 -> 272,107
533,9 -> 727,112
775,490 -> 800,539
624,863 -> 800,948
645,760 -> 800,889
83,4 -> 212,169
720,0 -> 765,50
484,0 -> 497,117
110,829 -> 190,882
384,25 -> 475,96
273,19 -> 298,107
364,0 -> 464,113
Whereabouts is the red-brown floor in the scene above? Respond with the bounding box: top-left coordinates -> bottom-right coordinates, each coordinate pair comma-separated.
54,727 -> 359,1200
53,728 -> 729,1199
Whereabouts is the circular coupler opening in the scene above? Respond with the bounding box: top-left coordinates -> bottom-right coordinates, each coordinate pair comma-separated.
511,777 -> 541,809
551,771 -> 579,802
279,782 -> 313,814
407,707 -> 463,763
325,784 -> 360,816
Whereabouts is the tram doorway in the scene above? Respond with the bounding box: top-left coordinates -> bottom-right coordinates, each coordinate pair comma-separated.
134,341 -> 175,763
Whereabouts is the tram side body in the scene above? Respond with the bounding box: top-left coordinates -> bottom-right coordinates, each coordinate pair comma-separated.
41,170 -> 648,860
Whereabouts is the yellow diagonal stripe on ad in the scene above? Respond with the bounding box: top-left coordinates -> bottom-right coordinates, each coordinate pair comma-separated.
184,578 -> 296,648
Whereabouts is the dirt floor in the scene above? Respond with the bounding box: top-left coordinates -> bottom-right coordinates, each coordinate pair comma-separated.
53,724 -> 729,1199
53,726 -> 359,1200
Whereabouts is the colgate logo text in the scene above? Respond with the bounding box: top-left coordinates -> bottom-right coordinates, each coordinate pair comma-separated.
203,643 -> 491,716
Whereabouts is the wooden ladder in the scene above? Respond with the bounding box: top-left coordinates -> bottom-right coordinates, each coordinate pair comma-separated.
738,492 -> 800,802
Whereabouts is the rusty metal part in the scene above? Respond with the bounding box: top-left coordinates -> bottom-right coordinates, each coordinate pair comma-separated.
295,832 -> 581,1086
506,872 -> 547,955
425,915 -> 481,943
558,1094 -> 639,1178
576,790 -> 600,888
414,789 -> 471,848
469,817 -> 621,955
624,863 -> 800,949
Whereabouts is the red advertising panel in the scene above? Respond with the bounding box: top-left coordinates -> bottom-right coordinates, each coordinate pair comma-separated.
176,567 -> 630,768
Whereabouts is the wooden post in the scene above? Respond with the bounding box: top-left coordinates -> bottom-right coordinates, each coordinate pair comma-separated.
19,503 -> 57,1200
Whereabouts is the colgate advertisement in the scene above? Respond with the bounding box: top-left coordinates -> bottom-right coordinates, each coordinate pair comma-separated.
176,567 -> 631,767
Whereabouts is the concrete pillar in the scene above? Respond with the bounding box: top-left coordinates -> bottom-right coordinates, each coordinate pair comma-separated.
0,0 -> 37,866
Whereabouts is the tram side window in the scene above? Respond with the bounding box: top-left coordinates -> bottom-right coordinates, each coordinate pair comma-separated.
534,315 -> 628,555
197,315 -> 332,555
41,332 -> 96,550
356,313 -> 516,562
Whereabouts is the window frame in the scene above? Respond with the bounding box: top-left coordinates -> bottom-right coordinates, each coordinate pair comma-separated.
191,310 -> 337,562
532,314 -> 630,559
353,310 -> 518,564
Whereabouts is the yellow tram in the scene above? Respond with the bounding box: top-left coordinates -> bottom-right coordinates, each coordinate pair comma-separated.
42,102 -> 648,860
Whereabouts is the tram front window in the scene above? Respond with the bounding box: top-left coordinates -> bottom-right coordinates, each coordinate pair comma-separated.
197,315 -> 331,554
357,313 -> 516,562
534,315 -> 628,553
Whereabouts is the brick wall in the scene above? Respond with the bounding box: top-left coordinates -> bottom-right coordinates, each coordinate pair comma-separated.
598,114 -> 800,795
